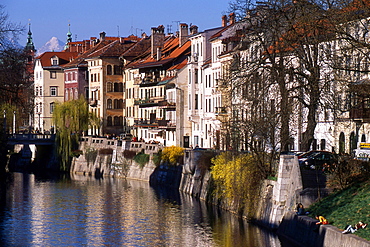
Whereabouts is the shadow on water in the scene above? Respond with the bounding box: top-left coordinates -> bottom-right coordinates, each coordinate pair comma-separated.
150,184 -> 296,247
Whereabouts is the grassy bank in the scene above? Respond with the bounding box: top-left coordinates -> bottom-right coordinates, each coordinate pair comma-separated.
308,179 -> 370,241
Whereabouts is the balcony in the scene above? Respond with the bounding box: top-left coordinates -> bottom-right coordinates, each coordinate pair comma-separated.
215,107 -> 227,115
158,100 -> 176,110
89,99 -> 97,107
158,119 -> 176,129
349,107 -> 370,121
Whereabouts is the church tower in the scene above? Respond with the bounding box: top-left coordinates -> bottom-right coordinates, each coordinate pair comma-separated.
25,22 -> 36,53
64,24 -> 72,50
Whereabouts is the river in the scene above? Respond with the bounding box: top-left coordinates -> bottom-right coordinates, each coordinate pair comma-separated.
0,172 -> 290,246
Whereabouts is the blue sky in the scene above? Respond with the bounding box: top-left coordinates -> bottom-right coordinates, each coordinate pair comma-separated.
4,0 -> 229,49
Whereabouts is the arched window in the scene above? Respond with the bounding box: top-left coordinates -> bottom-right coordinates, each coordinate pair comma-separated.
320,139 -> 326,150
350,132 -> 356,154
107,99 -> 112,109
107,65 -> 112,75
114,116 -> 120,126
119,116 -> 123,125
107,82 -> 113,92
117,99 -> 123,109
361,134 -> 366,143
107,116 -> 112,126
114,65 -> 121,75
339,132 -> 345,154
114,82 -> 123,92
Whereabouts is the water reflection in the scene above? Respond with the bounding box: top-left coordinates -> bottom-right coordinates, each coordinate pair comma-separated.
0,173 -> 284,246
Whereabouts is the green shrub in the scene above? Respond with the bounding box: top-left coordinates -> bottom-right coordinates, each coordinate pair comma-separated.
152,149 -> 162,166
133,153 -> 149,168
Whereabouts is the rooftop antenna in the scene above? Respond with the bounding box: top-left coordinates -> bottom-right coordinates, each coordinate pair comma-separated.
172,21 -> 181,32
135,28 -> 143,37
117,25 -> 120,37
167,24 -> 172,34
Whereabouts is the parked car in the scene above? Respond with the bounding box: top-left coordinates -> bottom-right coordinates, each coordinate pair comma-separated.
298,151 -> 337,170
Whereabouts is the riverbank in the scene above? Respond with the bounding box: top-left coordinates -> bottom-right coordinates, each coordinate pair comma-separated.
278,212 -> 370,247
68,138 -> 370,246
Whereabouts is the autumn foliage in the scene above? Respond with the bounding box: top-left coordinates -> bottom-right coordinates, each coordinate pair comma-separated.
161,146 -> 185,165
211,152 -> 263,217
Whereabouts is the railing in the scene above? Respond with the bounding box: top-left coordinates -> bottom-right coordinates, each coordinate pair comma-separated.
215,107 -> 227,115
8,134 -> 56,140
158,100 -> 176,109
350,108 -> 370,120
89,99 -> 97,107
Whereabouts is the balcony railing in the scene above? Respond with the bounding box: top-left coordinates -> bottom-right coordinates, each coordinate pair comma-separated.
89,99 -> 97,107
158,100 -> 176,109
215,107 -> 227,115
349,107 -> 370,120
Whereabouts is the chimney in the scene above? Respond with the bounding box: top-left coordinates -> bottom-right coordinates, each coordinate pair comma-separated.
151,25 -> 165,58
229,13 -> 236,25
100,31 -> 106,41
179,23 -> 188,47
142,32 -> 147,38
190,25 -> 198,35
222,15 -> 228,27
157,47 -> 162,61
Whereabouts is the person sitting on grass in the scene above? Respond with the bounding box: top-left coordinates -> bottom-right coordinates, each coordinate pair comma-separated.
315,215 -> 329,225
342,221 -> 368,234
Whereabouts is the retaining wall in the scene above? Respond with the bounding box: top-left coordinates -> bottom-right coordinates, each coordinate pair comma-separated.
278,211 -> 370,247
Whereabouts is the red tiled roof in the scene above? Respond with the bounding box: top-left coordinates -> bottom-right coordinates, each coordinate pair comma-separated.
168,58 -> 188,70
85,40 -> 136,59
127,38 -> 190,69
63,40 -> 115,68
36,51 -> 79,67
121,38 -> 151,59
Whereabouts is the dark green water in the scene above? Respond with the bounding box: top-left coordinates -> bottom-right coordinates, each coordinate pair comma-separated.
0,172 -> 287,246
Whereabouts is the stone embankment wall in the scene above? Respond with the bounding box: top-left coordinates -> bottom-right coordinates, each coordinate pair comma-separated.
179,152 -> 303,228
71,137 -> 158,180
278,212 -> 370,247
71,141 -> 370,247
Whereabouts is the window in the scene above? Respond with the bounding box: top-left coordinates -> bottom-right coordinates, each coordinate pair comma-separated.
50,102 -> 55,114
195,69 -> 198,84
35,87 -> 39,96
107,99 -> 112,109
107,116 -> 112,126
52,58 -> 58,65
50,86 -> 57,96
114,65 -> 121,75
107,65 -> 112,75
195,94 -> 198,110
107,82 -> 113,92
114,116 -> 120,126
50,71 -> 56,79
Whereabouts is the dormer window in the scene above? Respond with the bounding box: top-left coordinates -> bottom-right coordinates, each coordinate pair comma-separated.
51,56 -> 59,66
